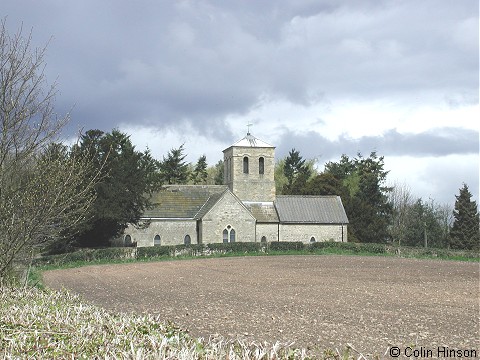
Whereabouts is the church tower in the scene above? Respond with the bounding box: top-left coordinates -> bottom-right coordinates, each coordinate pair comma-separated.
223,131 -> 276,202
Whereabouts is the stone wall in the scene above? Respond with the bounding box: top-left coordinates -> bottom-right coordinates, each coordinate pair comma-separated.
279,224 -> 348,243
124,219 -> 198,247
256,223 -> 279,242
201,191 -> 256,243
223,146 -> 276,202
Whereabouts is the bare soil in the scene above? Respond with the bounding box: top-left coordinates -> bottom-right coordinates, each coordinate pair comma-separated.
42,255 -> 479,356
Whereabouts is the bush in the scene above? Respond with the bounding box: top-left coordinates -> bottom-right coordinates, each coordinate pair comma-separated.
269,241 -> 305,251
173,244 -> 205,257
359,243 -> 386,254
207,242 -> 263,254
92,248 -> 136,260
33,241 -> 479,269
137,246 -> 173,258
33,248 -> 135,266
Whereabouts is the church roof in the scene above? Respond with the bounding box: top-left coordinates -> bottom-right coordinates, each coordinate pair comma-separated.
142,186 -> 349,225
144,185 -> 228,219
227,132 -> 275,149
243,202 -> 279,223
194,191 -> 228,219
275,195 -> 349,224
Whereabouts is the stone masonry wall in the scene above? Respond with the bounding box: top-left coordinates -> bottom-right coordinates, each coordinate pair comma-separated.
201,191 -> 256,243
224,146 -> 276,202
279,224 -> 348,243
256,223 -> 279,242
124,220 -> 197,247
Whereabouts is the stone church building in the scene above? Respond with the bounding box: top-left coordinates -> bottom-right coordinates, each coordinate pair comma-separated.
123,132 -> 349,247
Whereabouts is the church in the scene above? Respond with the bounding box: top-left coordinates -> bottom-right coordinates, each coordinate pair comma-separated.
123,132 -> 349,247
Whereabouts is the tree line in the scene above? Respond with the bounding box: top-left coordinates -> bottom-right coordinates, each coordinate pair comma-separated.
41,132 -> 480,253
276,149 -> 479,251
0,22 -> 478,283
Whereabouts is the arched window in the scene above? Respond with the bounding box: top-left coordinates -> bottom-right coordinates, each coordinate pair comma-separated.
310,236 -> 316,243
124,234 -> 132,246
184,234 -> 191,245
243,156 -> 249,174
259,157 -> 264,175
154,235 -> 161,246
223,226 -> 236,243
261,236 -> 267,243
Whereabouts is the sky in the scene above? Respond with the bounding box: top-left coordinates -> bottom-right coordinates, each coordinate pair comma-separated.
3,0 -> 479,207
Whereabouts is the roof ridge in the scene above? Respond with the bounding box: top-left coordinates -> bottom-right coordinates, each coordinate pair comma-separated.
193,188 -> 229,219
193,194 -> 213,219
224,134 -> 275,150
163,184 -> 227,189
276,194 -> 339,198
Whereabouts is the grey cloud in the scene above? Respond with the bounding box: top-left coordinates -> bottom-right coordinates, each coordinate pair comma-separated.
3,0 -> 479,138
276,127 -> 479,161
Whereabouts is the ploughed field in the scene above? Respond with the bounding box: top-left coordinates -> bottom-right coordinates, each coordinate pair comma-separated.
43,255 -> 479,356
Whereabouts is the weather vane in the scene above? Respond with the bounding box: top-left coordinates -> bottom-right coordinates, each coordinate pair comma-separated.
247,122 -> 253,135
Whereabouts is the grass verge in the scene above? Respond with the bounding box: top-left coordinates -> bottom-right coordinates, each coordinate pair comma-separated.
34,242 -> 479,270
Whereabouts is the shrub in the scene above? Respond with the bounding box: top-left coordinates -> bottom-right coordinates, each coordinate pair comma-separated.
207,242 -> 263,254
269,241 -> 305,251
359,243 -> 386,254
92,248 -> 135,260
33,241 -> 479,269
137,246 -> 173,258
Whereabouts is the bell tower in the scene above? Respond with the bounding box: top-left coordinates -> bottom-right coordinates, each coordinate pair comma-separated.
223,131 -> 275,202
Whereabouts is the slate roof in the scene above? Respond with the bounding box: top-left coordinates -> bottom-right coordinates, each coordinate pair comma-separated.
143,185 -> 228,219
243,202 -> 279,223
142,186 -> 349,225
275,195 -> 349,224
227,133 -> 275,149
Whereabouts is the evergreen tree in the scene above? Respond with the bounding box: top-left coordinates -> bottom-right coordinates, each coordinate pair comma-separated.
159,144 -> 190,184
324,152 -> 392,243
303,172 -> 349,199
324,154 -> 357,183
191,155 -> 208,184
352,153 -> 392,243
450,183 -> 479,250
283,148 -> 313,194
72,129 -> 161,248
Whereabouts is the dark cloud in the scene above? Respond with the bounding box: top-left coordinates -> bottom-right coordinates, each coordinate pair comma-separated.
3,0 -> 478,137
2,0 -> 478,206
276,127 -> 479,160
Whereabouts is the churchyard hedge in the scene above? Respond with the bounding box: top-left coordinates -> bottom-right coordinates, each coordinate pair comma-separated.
269,241 -> 305,251
34,241 -> 479,268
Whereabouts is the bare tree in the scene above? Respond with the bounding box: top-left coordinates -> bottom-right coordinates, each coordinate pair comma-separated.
0,20 -> 99,284
436,202 -> 453,248
389,181 -> 415,247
